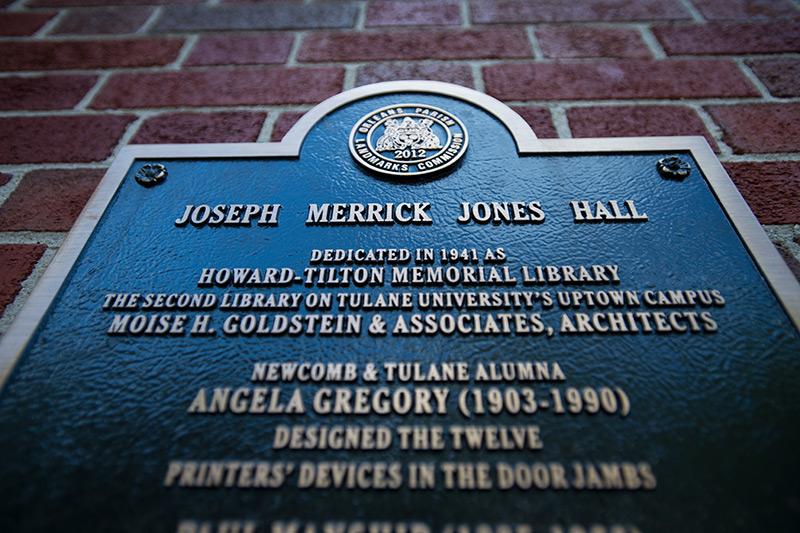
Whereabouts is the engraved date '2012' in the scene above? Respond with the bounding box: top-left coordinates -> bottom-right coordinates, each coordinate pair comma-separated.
394,149 -> 427,159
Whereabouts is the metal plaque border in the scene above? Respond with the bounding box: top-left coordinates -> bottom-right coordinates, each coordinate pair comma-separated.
1,80 -> 797,390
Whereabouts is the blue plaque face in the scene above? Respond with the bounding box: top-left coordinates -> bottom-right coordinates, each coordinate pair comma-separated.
1,82 -> 798,533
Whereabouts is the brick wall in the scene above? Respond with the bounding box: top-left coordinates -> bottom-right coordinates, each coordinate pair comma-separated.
0,0 -> 799,333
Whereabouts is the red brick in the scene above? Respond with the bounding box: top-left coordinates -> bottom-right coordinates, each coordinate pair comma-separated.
723,162 -> 800,224
51,7 -> 154,35
298,29 -> 530,62
536,26 -> 651,58
92,67 -> 343,108
567,105 -> 716,150
707,104 -> 800,154
0,173 -> 11,187
0,75 -> 97,111
366,1 -> 461,27
653,21 -> 800,55
0,115 -> 134,164
270,111 -> 305,141
511,106 -> 557,138
0,169 -> 105,232
153,2 -> 358,31
356,63 -> 474,87
0,12 -> 55,37
0,39 -> 184,72
185,34 -> 293,67
483,60 -> 758,100
0,244 -> 46,317
747,59 -> 800,97
131,112 -> 266,143
692,0 -> 799,20
471,0 -> 689,23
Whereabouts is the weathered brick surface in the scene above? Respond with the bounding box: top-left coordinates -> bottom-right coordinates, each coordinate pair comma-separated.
691,0 -> 799,20
92,68 -> 343,108
0,12 -> 54,36
0,245 -> 46,316
0,169 -> 105,231
567,106 -> 717,150
270,111 -> 305,142
366,1 -> 461,27
747,59 -> 800,97
153,2 -> 358,32
50,6 -> 154,35
484,60 -> 757,100
536,26 -> 651,58
132,112 -> 266,144
0,39 -> 184,71
654,21 -> 800,55
0,75 -> 97,111
510,106 -> 558,138
0,115 -> 134,164
471,0 -> 689,23
356,63 -> 474,87
723,162 -> 800,224
707,104 -> 800,154
299,29 -> 531,62
185,34 -> 294,67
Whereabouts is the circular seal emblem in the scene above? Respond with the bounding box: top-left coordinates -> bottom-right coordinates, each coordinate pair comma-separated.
349,103 -> 468,177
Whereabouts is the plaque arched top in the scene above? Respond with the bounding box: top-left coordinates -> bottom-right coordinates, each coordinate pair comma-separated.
281,81 -> 539,155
